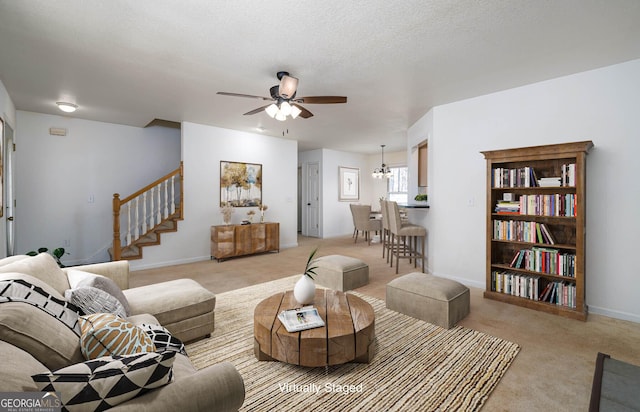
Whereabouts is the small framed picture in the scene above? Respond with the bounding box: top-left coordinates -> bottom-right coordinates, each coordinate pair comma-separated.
338,166 -> 359,201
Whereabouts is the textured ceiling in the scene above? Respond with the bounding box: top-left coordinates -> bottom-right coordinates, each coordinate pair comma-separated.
1,1 -> 639,153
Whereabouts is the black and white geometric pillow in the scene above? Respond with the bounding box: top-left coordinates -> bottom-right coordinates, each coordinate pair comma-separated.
138,323 -> 187,356
32,351 -> 175,411
0,278 -> 82,335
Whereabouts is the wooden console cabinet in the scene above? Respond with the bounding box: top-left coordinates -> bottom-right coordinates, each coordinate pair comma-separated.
211,222 -> 279,261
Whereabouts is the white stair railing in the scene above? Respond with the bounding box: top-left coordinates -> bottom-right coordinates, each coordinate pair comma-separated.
112,162 -> 183,260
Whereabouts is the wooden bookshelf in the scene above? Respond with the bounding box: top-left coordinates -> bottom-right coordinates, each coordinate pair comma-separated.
481,141 -> 593,320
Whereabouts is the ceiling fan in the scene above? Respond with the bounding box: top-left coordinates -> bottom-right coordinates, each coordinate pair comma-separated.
217,71 -> 347,121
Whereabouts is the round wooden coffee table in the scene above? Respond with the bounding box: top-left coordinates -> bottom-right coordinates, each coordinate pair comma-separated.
254,289 -> 375,367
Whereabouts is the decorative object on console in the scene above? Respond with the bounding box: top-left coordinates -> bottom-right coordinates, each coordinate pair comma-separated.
258,204 -> 268,222
414,194 -> 428,202
220,204 -> 234,225
372,144 -> 393,179
220,161 -> 262,207
294,248 -> 319,305
246,209 -> 256,223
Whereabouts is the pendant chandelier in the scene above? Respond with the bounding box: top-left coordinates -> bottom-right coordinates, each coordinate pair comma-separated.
372,144 -> 393,179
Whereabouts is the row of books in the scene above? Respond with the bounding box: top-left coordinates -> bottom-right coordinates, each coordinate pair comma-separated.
491,270 -> 577,308
492,166 -> 537,188
509,247 -> 576,277
492,163 -> 577,188
493,220 -> 556,244
519,194 -> 576,217
495,194 -> 577,217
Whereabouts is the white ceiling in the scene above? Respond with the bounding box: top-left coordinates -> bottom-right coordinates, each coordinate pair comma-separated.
1,1 -> 639,153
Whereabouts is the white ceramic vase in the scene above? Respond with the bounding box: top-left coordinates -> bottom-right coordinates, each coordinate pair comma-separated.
294,275 -> 316,305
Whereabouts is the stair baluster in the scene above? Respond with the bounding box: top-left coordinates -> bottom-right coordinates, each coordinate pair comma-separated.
126,202 -> 132,246
142,192 -> 148,234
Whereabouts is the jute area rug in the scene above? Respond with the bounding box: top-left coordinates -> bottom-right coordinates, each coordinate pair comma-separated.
186,276 -> 520,412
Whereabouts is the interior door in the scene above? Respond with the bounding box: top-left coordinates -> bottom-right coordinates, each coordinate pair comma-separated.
3,119 -> 15,256
306,162 -> 320,237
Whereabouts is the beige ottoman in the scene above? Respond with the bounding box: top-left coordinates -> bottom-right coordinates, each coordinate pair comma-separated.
314,255 -> 369,291
124,278 -> 216,343
386,272 -> 469,329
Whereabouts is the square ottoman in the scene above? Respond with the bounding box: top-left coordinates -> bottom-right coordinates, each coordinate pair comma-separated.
386,272 -> 469,329
314,255 -> 369,291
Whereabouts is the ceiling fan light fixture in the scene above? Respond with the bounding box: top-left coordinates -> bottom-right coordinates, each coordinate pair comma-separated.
279,75 -> 298,98
265,103 -> 279,118
280,101 -> 292,116
56,101 -> 78,113
290,105 -> 302,119
275,111 -> 287,121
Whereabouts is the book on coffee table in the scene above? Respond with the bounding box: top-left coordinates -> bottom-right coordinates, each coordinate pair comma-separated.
277,306 -> 325,332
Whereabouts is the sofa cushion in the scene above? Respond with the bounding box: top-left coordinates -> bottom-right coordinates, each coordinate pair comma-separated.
32,351 -> 175,411
65,286 -> 127,318
1,278 -> 82,334
0,254 -> 30,267
138,323 -> 187,356
0,339 -> 46,392
67,270 -> 131,316
0,301 -> 85,370
0,253 -> 70,295
79,313 -> 155,360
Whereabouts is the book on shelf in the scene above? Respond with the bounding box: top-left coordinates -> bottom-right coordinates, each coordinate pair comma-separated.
561,163 -> 576,187
277,306 -> 325,332
537,177 -> 561,187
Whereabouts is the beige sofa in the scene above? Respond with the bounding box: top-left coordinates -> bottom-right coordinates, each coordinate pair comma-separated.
0,253 -> 245,411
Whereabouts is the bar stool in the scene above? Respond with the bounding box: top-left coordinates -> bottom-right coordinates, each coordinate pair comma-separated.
380,200 -> 391,261
387,201 -> 427,274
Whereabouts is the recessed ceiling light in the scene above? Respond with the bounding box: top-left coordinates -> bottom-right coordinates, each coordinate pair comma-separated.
56,102 -> 78,113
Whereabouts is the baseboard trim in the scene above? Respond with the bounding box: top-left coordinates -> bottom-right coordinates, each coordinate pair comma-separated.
588,305 -> 640,324
129,242 -> 299,271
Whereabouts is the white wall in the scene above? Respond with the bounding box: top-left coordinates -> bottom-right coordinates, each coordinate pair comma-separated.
131,122 -> 298,270
408,58 -> 640,322
14,111 -> 181,264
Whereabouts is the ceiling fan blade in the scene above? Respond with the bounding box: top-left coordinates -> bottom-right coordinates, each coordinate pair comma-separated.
217,92 -> 274,101
243,105 -> 272,116
292,104 -> 314,118
294,96 -> 347,104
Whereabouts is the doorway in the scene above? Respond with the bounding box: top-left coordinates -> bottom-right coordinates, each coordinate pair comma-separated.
305,162 -> 320,237
2,119 -> 15,256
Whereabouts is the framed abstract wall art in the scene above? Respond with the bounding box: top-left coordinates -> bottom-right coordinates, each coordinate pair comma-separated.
220,161 -> 262,207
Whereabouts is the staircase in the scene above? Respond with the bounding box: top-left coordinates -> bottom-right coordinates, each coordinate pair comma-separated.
111,162 -> 183,261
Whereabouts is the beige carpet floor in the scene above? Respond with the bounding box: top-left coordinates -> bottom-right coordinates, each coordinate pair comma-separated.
185,275 -> 520,412
132,234 -> 640,411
